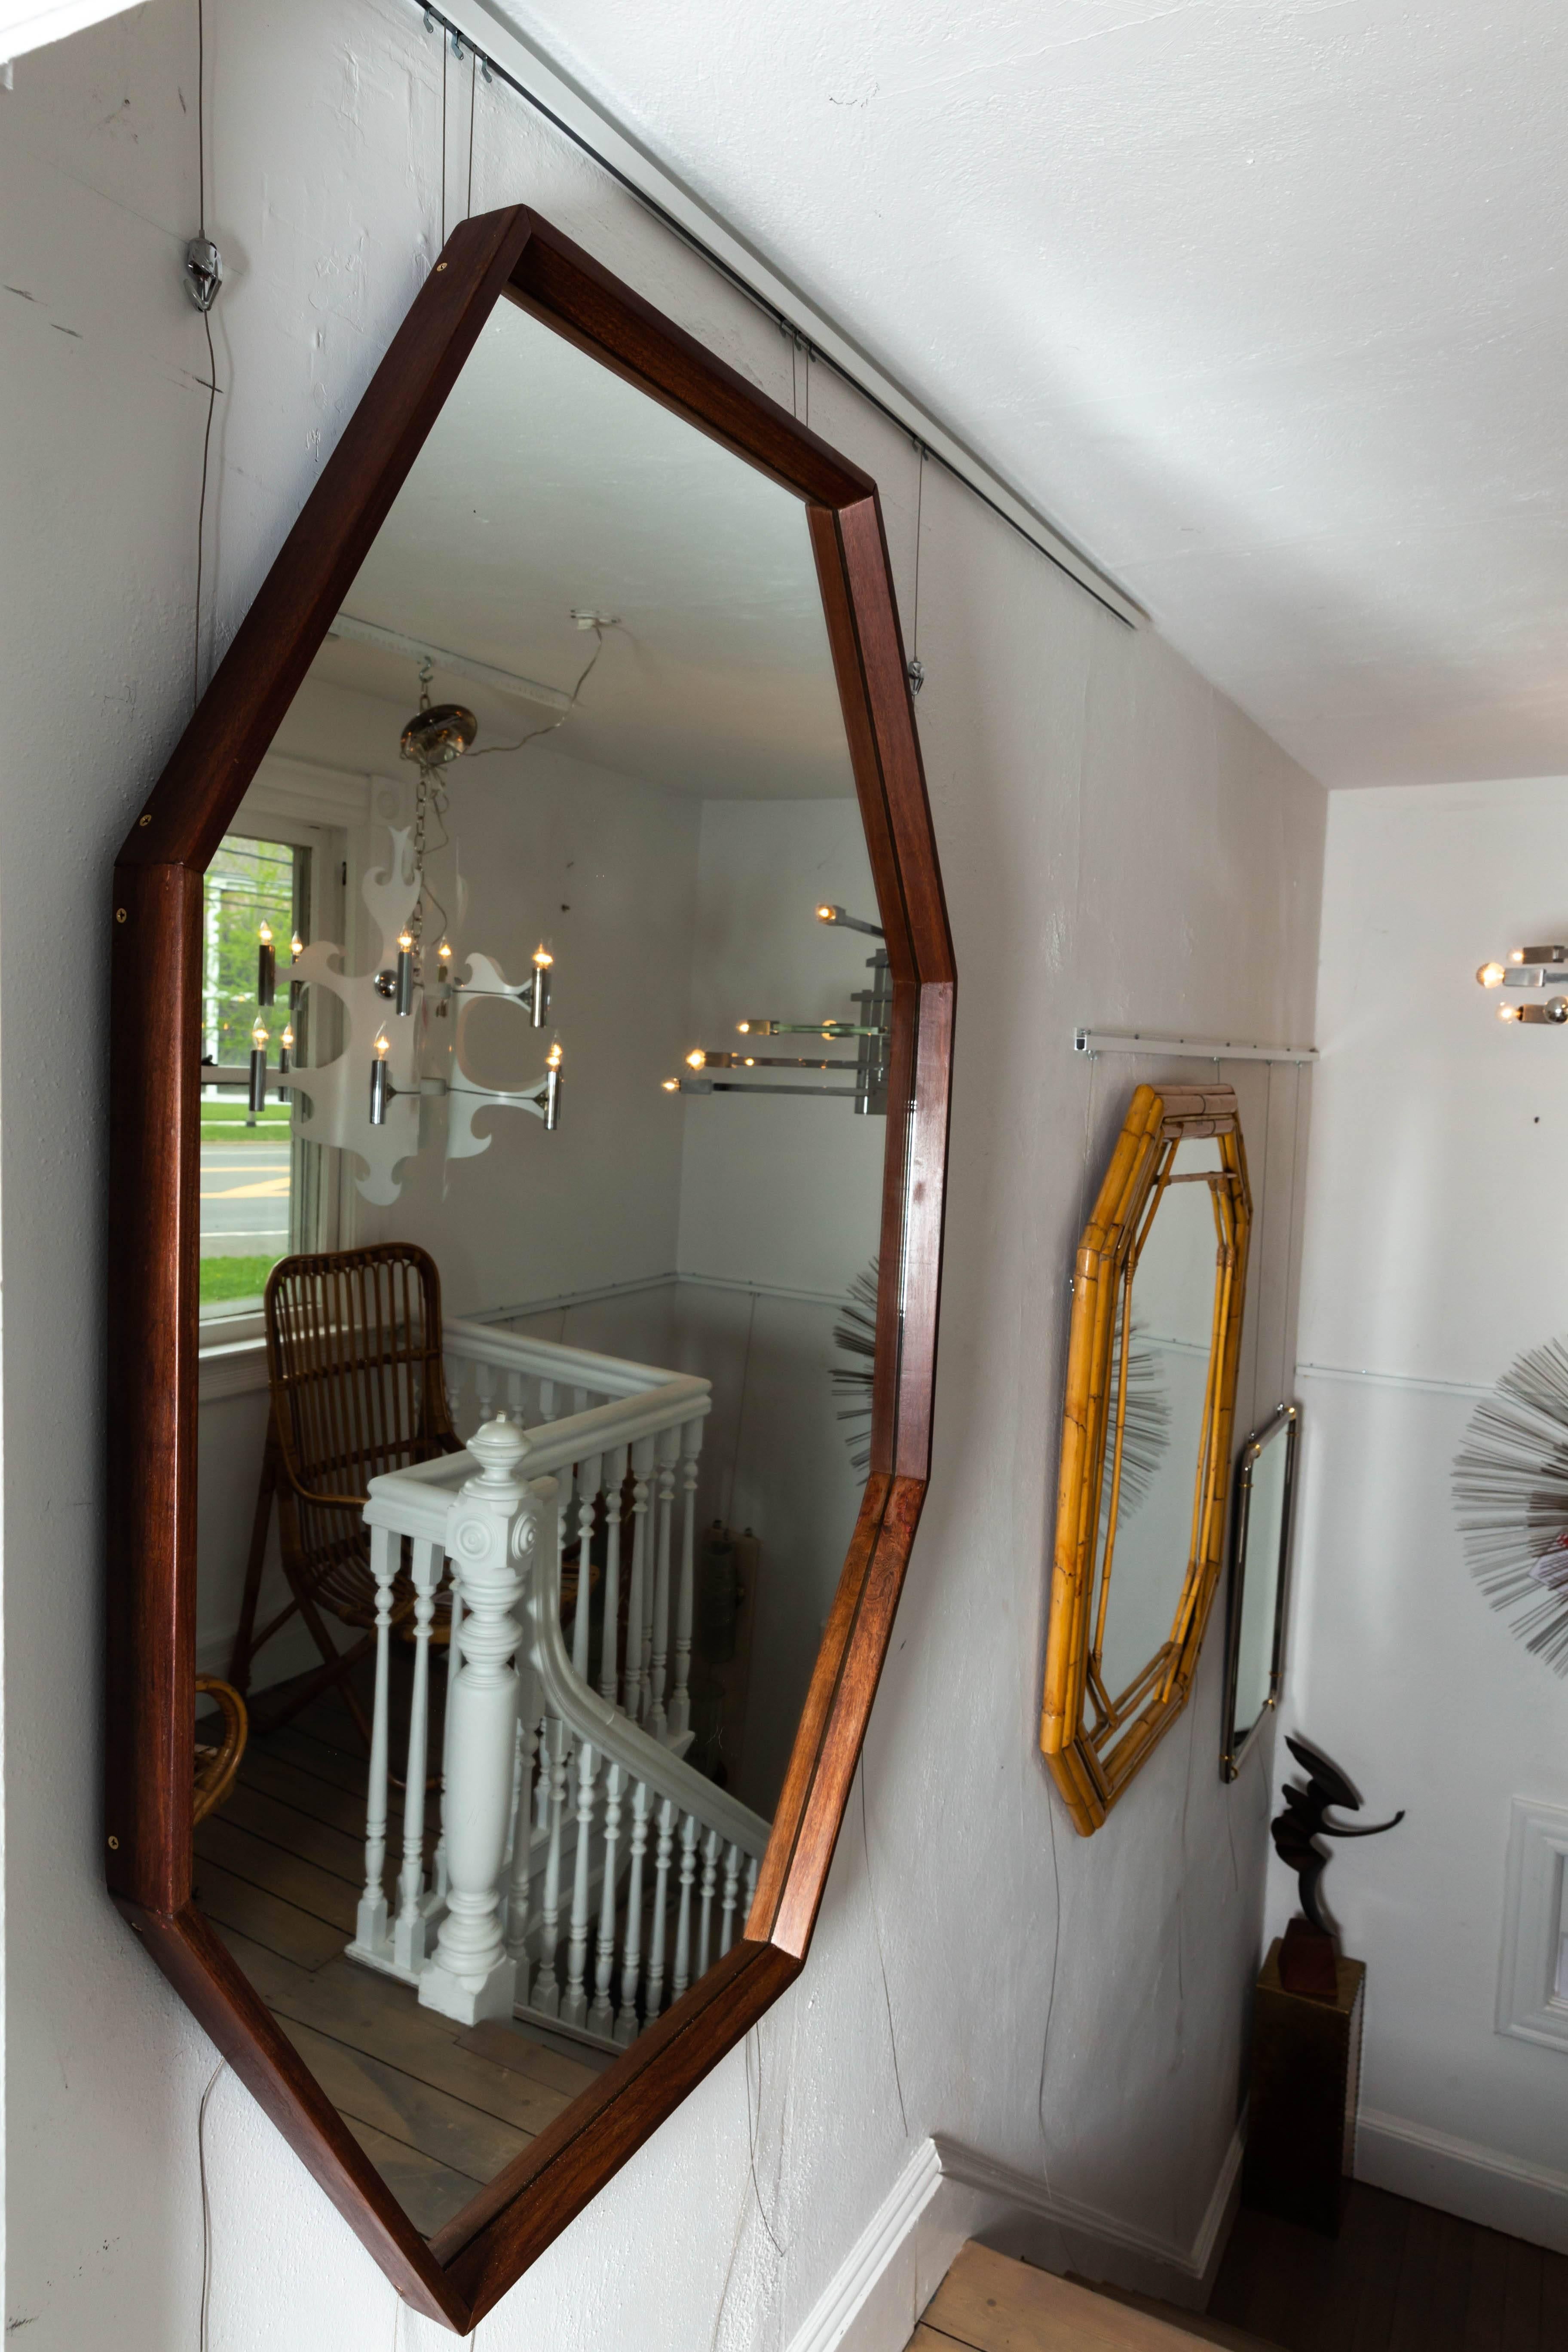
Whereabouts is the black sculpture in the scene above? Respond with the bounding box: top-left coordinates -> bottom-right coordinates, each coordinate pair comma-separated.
1271,1735 -> 1404,1932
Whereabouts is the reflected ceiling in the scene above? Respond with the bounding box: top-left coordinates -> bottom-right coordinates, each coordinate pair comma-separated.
318,300 -> 856,801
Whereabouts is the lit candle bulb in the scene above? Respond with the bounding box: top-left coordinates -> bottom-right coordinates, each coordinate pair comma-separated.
289,931 -> 303,962
248,1017 -> 269,1115
395,928 -> 415,1017
542,1038 -> 563,1130
686,1048 -> 705,1070
257,922 -> 276,1006
530,944 -> 553,1028
370,1032 -> 391,1124
1477,962 -> 1506,989
279,1021 -> 294,1076
1499,1003 -> 1522,1022
817,903 -> 839,924
662,1077 -> 680,1093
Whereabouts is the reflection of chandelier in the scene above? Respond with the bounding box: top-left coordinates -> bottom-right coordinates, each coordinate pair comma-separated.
227,676 -> 565,1204
1476,940 -> 1568,1026
664,903 -> 892,1115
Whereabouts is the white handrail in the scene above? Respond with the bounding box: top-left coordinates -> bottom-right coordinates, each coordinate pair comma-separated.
524,1465 -> 769,1859
443,1314 -> 692,1400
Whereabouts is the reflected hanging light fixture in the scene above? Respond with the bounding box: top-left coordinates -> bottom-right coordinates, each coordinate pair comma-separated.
665,902 -> 893,1114
204,655 -> 569,1199
1476,940 -> 1568,1026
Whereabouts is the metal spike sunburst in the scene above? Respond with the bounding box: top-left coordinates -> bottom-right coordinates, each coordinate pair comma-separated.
1452,1334 -> 1568,1673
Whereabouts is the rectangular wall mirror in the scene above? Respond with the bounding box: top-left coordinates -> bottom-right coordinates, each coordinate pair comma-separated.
107,207 -> 954,2330
1220,1402 -> 1299,1781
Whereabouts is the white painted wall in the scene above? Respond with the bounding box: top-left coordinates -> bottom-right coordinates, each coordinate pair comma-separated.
1276,776 -> 1568,2251
3,5 -> 1323,2345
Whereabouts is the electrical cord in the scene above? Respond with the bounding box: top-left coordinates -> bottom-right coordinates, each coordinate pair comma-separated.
192,0 -> 220,713
464,622 -> 616,761
198,2059 -> 226,2350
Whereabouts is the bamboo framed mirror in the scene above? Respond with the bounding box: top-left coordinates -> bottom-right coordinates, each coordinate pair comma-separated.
1041,1084 -> 1250,1834
1220,1403 -> 1298,1781
105,207 -> 953,2330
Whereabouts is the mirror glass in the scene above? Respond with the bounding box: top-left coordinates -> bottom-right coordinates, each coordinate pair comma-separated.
1222,1406 -> 1298,1777
190,294 -> 892,2237
1087,1138 -> 1233,1747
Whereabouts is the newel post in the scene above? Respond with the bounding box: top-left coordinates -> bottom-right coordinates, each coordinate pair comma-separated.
418,1413 -> 538,2027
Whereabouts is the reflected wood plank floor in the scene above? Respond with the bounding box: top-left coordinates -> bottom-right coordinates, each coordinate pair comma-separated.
194,1669 -> 606,2238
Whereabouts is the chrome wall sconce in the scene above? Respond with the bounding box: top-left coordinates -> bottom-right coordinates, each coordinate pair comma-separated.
664,903 -> 893,1115
1476,943 -> 1568,1026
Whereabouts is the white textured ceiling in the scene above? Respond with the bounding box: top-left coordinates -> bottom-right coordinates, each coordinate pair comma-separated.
493,0 -> 1568,789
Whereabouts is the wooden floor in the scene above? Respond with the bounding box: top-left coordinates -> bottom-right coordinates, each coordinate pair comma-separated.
912,2191 -> 1568,2352
193,1670 -> 604,2239
1207,2182 -> 1568,2352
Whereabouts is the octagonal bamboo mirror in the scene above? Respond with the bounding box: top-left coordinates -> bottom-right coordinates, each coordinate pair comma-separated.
1041,1084 -> 1250,1834
106,208 -> 952,2331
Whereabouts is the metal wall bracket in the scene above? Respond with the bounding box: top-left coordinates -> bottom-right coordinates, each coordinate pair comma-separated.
184,236 -> 223,313
1073,1026 -> 1317,1066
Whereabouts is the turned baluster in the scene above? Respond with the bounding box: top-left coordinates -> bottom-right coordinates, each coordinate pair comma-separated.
393,1534 -> 444,1975
616,1778 -> 651,2045
671,1812 -> 700,2001
418,1419 -> 535,2025
696,1826 -> 720,1981
352,1524 -> 399,1959
571,1452 -> 600,1684
599,1442 -> 628,1709
533,1709 -> 551,1838
649,1428 -> 678,1741
589,1762 -> 626,2037
718,1841 -> 743,1957
562,1739 -> 601,2027
530,1715 -> 570,2017
504,1685 -> 543,1964
645,1795 -> 677,2019
670,1418 -> 702,1740
626,1438 -> 653,1721
429,1569 -> 463,1913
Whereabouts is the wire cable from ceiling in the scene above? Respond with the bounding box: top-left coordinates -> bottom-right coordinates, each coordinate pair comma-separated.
399,0 -> 1137,628
192,0 -> 221,712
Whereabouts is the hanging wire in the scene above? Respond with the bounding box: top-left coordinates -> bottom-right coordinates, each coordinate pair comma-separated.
464,622 -> 616,762
439,24 -> 448,250
198,2059 -> 226,2351
466,38 -> 478,219
192,0 -> 220,712
911,442 -> 926,662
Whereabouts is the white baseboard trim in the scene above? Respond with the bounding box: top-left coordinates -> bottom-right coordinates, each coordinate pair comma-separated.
1357,2108 -> 1568,2256
782,2127 -> 1246,2352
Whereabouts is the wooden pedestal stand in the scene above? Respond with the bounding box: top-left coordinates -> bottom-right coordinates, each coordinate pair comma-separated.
1242,1936 -> 1366,2236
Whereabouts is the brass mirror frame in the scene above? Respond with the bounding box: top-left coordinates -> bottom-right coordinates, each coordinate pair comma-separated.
1040,1084 -> 1250,1835
105,206 -> 955,2330
1219,1402 -> 1299,1782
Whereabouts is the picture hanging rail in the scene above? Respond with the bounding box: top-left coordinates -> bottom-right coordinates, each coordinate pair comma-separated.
1073,1027 -> 1317,1066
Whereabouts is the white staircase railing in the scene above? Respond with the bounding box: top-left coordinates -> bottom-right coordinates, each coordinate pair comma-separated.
345,1324 -> 770,2049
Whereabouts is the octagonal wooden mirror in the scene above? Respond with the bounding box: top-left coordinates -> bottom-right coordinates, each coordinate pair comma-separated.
1040,1083 -> 1250,1834
106,207 -> 953,2329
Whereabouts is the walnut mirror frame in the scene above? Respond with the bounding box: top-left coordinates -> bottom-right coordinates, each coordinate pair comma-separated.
1040,1083 -> 1250,1835
1219,1402 -> 1298,1782
105,206 -> 954,2331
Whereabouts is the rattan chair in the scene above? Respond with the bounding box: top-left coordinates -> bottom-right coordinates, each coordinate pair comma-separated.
193,1676 -> 249,1825
228,1243 -> 463,1741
